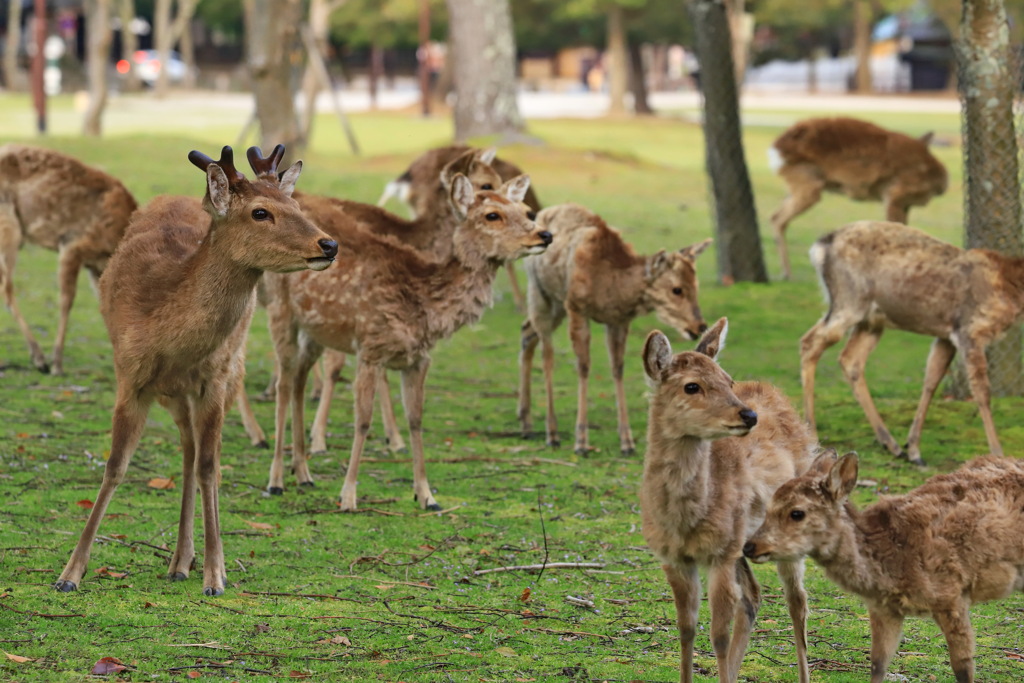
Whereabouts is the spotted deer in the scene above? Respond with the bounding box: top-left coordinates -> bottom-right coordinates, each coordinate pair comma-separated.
262,172 -> 551,510
518,203 -> 712,455
800,220 -> 1024,465
745,451 -> 1024,683
769,117 -> 947,279
0,144 -> 137,375
641,319 -> 817,683
54,145 -> 337,596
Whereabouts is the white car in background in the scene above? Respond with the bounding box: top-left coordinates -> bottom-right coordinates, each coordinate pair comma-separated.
117,49 -> 190,86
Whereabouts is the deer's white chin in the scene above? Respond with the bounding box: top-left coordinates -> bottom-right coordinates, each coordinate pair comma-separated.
524,244 -> 548,255
305,257 -> 335,272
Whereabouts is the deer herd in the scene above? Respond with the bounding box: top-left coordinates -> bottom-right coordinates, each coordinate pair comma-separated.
4,114 -> 1023,681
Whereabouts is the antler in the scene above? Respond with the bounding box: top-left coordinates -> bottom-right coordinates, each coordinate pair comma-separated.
246,144 -> 287,181
187,146 -> 245,184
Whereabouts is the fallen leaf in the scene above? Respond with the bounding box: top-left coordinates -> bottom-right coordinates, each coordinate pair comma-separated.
244,520 -> 275,530
76,499 -> 94,509
374,584 -> 393,590
16,433 -> 29,439
94,567 -> 128,579
147,477 -> 175,490
315,635 -> 352,646
4,652 -> 34,663
288,671 -> 310,679
519,587 -> 531,602
495,646 -> 517,657
187,671 -> 201,679
90,656 -> 127,675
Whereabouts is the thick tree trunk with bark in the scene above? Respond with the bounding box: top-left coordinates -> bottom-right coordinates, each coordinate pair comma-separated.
444,0 -> 524,141
82,0 -> 112,136
4,0 -> 25,91
691,0 -> 767,284
117,0 -> 142,92
628,41 -> 652,115
852,0 -> 872,93
153,0 -> 196,97
606,4 -> 628,115
955,0 -> 1024,396
244,0 -> 306,157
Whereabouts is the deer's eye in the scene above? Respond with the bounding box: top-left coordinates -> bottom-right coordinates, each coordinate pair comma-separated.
683,383 -> 700,394
485,212 -> 501,221
672,287 -> 683,295
527,211 -> 537,221
480,183 -> 494,190
790,510 -> 805,522
252,208 -> 270,221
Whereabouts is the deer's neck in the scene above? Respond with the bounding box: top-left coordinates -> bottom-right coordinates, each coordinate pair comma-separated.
178,237 -> 262,343
812,503 -> 888,599
621,258 -> 656,317
420,254 -> 500,341
642,433 -> 712,534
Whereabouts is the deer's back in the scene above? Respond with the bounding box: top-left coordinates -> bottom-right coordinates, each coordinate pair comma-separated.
815,221 -> 1009,339
858,455 -> 1024,610
773,117 -> 945,198
0,144 -> 137,256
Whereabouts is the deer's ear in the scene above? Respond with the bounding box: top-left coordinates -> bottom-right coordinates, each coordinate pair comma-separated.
695,317 -> 728,360
643,330 -> 673,382
645,250 -> 670,282
478,147 -> 498,164
501,174 -> 531,203
920,131 -> 935,145
278,160 -> 302,197
680,237 -> 712,261
809,448 -> 839,475
825,452 -> 859,501
207,165 -> 231,216
449,173 -> 474,218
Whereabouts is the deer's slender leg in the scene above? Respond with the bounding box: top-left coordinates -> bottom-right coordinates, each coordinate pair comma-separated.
605,323 -> 634,455
164,397 -> 198,581
289,336 -> 322,487
839,322 -> 905,458
269,315 -> 299,494
958,339 -> 1003,458
339,359 -> 380,512
309,349 -> 345,454
706,560 -> 743,682
770,168 -> 824,280
663,562 -> 701,683
235,382 -> 268,448
568,309 -> 592,455
400,359 -> 439,510
193,391 -> 228,596
55,392 -> 152,591
725,558 -> 761,682
868,609 -> 905,683
51,244 -> 86,376
777,559 -> 810,683
933,604 -> 976,683
377,372 -> 406,452
905,338 -> 956,464
0,207 -> 47,372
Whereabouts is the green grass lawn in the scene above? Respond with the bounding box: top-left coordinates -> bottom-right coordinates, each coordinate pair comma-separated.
1,92 -> 1022,682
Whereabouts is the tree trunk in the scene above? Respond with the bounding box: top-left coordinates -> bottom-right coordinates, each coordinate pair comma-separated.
690,0 -> 767,284
724,0 -> 748,87
4,0 -> 25,91
852,0 -> 872,93
244,0 -> 306,157
117,0 -> 142,92
369,42 -> 382,110
606,4 -> 628,115
628,41 -> 652,115
954,0 -> 1024,397
82,0 -> 112,137
153,0 -> 197,97
444,0 -> 524,142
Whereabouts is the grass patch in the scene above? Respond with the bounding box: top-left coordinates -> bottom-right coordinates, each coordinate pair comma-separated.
1,93 -> 1022,682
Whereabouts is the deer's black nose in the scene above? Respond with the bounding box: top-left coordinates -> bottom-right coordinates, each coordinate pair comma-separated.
698,322 -> 708,333
742,541 -> 756,558
739,409 -> 757,429
318,238 -> 338,259
538,231 -> 553,245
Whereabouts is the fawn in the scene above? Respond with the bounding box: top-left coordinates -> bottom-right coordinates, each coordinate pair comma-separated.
769,117 -> 947,279
641,319 -> 817,683
0,143 -> 137,375
54,145 -> 337,596
262,172 -> 551,510
518,202 -> 712,455
800,220 -> 1024,464
745,451 -> 1024,683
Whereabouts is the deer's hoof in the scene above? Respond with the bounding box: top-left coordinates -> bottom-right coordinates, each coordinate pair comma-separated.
268,486 -> 284,496
53,579 -> 78,592
574,447 -> 590,457
169,572 -> 188,582
299,481 -> 315,488
35,362 -> 51,375
202,586 -> 224,597
425,502 -> 442,512
546,438 -> 560,448
255,440 -> 269,450
621,446 -> 636,456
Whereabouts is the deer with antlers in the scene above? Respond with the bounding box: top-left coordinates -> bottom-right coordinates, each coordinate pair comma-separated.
0,143 -> 137,375
261,167 -> 550,509
641,319 -> 817,683
518,203 -> 712,455
745,451 -> 1024,683
54,145 -> 337,596
768,117 -> 947,279
800,220 -> 1024,464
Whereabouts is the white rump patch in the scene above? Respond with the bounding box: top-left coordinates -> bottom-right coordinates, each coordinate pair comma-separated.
767,146 -> 784,174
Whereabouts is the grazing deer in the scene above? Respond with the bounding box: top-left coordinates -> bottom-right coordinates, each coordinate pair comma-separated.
745,451 -> 1024,683
518,203 -> 712,455
800,220 -> 1022,465
53,145 -> 337,596
0,143 -> 137,375
768,117 -> 947,279
262,172 -> 551,510
641,319 -> 817,683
